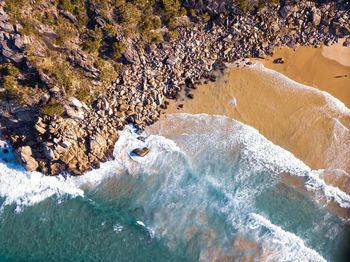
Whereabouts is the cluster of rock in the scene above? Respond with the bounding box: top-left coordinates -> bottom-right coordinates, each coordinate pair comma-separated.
3,0 -> 350,175
0,4 -> 29,63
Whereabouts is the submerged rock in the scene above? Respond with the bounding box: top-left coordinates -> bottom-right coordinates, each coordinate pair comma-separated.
131,147 -> 149,157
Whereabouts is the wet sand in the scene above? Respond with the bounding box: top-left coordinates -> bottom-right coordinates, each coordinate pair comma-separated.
155,42 -> 350,261
165,60 -> 350,194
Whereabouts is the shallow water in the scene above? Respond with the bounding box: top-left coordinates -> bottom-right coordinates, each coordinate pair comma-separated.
0,114 -> 349,261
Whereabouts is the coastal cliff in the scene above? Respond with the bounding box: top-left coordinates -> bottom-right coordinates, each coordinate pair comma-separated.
0,0 -> 349,175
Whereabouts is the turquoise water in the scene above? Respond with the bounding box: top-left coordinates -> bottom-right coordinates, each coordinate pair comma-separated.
0,114 -> 349,261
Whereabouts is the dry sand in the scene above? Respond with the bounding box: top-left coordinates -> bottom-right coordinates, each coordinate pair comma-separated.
263,39 -> 350,107
164,59 -> 350,194
153,42 -> 350,259
151,44 -> 350,259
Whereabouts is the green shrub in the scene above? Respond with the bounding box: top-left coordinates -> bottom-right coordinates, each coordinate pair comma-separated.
75,88 -> 89,102
58,0 -> 74,12
82,29 -> 103,53
104,24 -> 120,38
152,16 -> 162,29
118,3 -> 141,25
167,30 -> 179,41
161,0 -> 181,21
237,0 -> 251,12
19,23 -> 34,35
40,102 -> 65,116
95,59 -> 117,84
6,64 -> 20,77
43,65 -> 73,95
3,75 -> 16,90
201,12 -> 211,22
150,32 -> 163,44
112,41 -> 125,59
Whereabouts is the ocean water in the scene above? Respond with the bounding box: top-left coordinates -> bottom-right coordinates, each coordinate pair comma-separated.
0,114 -> 350,262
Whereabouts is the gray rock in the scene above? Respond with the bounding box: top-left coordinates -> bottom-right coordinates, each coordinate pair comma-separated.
13,34 -> 27,50
279,5 -> 292,18
69,50 -> 99,76
35,123 -> 47,135
1,22 -> 14,33
15,23 -> 23,33
49,87 -> 61,94
65,106 -> 84,120
123,44 -> 140,64
273,57 -> 285,64
43,144 -> 57,160
62,141 -> 71,149
38,71 -> 52,86
257,49 -> 266,58
37,23 -> 58,38
60,10 -> 78,26
89,134 -> 107,158
166,56 -> 178,66
2,49 -> 24,63
69,97 -> 83,109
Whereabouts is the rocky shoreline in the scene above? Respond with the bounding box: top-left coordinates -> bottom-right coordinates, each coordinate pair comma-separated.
1,0 -> 350,175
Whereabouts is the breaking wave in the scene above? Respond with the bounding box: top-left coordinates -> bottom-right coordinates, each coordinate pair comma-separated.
1,113 -> 349,261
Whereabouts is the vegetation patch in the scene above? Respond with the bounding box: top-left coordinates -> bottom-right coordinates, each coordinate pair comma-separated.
40,102 -> 65,116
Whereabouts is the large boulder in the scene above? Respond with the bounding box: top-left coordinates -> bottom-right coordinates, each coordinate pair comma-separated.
123,42 -> 140,65
312,9 -> 322,26
65,106 -> 84,120
279,5 -> 293,18
14,146 -> 39,172
131,147 -> 149,157
89,134 -> 107,159
166,56 -> 179,66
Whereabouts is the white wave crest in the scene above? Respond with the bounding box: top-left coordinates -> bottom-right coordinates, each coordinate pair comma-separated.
157,113 -> 350,209
0,162 -> 83,213
246,213 -> 326,262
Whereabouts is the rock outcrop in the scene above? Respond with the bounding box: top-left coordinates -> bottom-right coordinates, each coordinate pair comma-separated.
131,147 -> 149,157
14,146 -> 39,172
1,0 -> 349,175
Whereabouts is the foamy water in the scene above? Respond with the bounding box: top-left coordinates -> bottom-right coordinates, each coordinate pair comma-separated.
1,62 -> 350,261
0,113 -> 349,261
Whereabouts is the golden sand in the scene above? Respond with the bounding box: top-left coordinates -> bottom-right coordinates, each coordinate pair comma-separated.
165,60 -> 350,194
263,39 -> 350,107
154,42 -> 350,260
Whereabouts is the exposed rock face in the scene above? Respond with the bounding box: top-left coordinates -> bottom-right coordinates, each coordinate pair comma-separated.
0,6 -> 29,63
60,10 -> 78,26
123,41 -> 140,65
279,5 -> 293,18
68,50 -> 99,79
14,146 -> 39,172
1,0 -> 350,175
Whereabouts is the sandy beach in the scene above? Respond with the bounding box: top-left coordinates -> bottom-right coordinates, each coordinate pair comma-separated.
263,39 -> 350,107
165,43 -> 350,194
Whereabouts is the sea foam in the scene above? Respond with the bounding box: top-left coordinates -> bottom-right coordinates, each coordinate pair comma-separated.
0,162 -> 83,213
0,114 -> 346,261
246,213 -> 326,262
